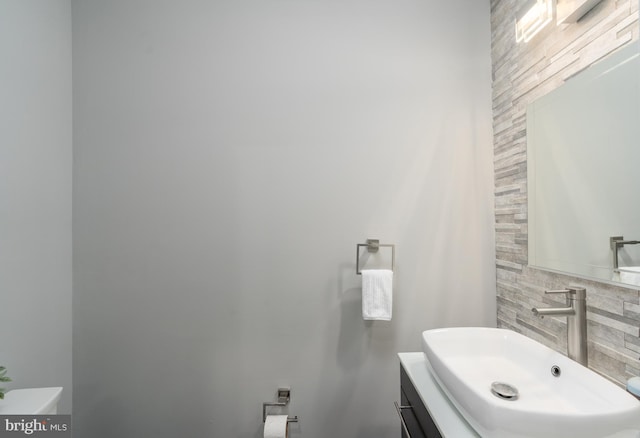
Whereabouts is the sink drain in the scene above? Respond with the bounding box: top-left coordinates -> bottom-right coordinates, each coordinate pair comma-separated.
491,382 -> 519,401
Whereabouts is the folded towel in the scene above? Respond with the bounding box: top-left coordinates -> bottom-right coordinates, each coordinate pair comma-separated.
627,377 -> 640,398
361,269 -> 393,321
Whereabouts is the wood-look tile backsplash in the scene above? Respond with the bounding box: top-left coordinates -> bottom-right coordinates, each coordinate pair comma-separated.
491,0 -> 639,385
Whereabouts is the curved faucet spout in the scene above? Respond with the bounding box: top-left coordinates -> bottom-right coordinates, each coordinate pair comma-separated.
532,307 -> 575,317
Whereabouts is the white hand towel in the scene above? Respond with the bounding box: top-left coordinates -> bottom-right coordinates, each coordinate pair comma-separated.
362,269 -> 393,321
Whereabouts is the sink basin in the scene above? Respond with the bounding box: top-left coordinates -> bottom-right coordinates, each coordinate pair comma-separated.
0,387 -> 63,415
618,267 -> 640,286
422,327 -> 640,438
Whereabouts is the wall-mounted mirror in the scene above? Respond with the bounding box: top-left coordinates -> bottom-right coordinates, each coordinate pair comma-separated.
527,41 -> 640,286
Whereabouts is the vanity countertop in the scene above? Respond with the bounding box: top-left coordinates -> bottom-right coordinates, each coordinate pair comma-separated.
398,352 -> 478,437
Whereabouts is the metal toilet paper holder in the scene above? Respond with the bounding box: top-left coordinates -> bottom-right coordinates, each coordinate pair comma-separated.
263,388 -> 298,423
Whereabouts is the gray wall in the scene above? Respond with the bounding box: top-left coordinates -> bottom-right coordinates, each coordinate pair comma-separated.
0,0 -> 72,413
73,1 -> 495,436
492,0 -> 640,386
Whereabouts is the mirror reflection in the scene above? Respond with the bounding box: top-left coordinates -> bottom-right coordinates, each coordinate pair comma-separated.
527,41 -> 640,286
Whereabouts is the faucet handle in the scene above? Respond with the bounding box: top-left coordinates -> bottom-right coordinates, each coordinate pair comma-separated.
545,287 -> 586,299
545,289 -> 574,295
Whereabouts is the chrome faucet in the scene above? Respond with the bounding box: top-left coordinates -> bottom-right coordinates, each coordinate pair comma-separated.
532,287 -> 587,367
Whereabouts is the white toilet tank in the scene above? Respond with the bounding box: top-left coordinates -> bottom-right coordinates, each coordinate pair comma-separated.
0,387 -> 63,415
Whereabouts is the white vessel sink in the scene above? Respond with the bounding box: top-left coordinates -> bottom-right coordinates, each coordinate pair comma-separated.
615,267 -> 640,286
0,387 -> 63,415
422,327 -> 640,438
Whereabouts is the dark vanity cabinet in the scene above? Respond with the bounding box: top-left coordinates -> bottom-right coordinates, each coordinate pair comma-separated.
399,366 -> 443,438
